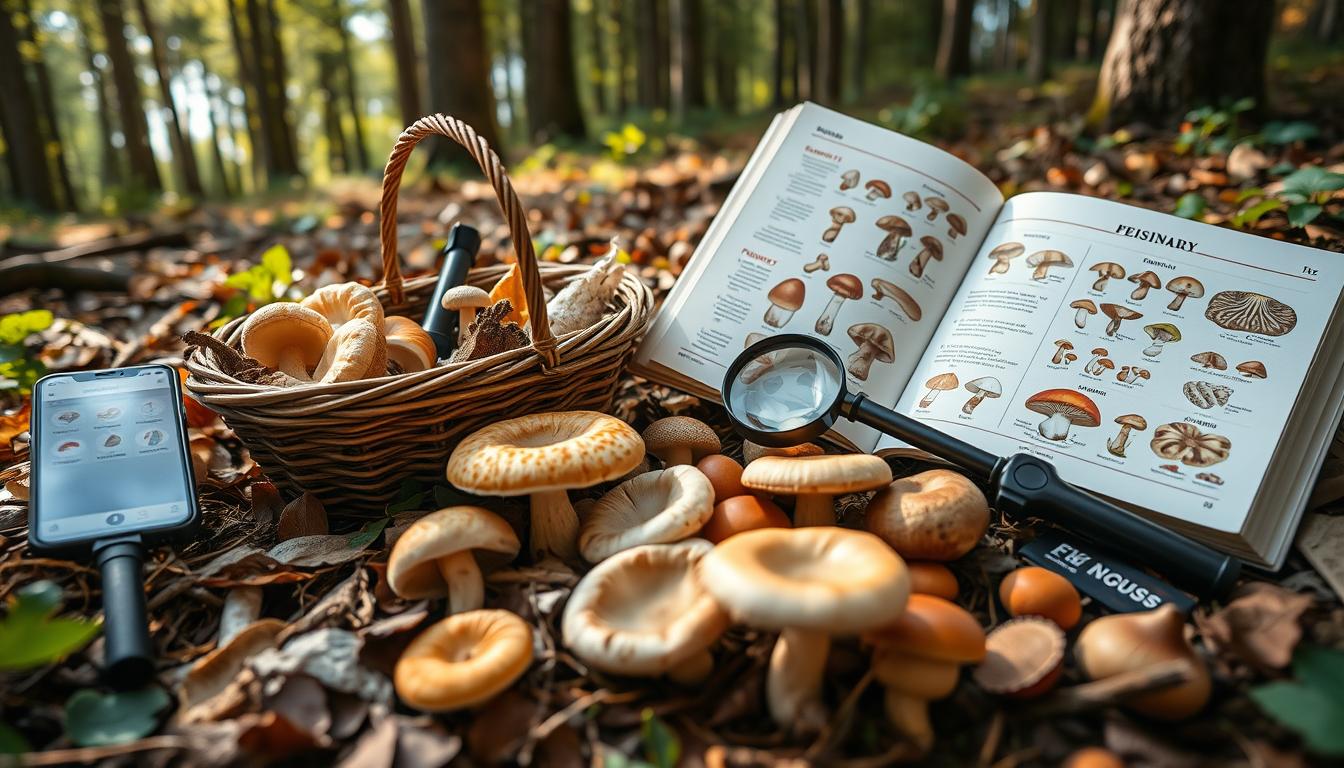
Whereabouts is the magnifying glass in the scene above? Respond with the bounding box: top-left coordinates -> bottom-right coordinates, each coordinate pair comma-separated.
723,334 -> 1240,599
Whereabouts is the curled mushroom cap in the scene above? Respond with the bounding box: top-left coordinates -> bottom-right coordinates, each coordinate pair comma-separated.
240,302 -> 333,380
301,282 -> 385,328
987,242 -> 1025,273
741,440 -> 824,464
641,416 -> 720,467
866,469 -> 989,560
394,609 -> 534,712
387,506 -> 520,611
312,317 -> 388,382
741,454 -> 891,526
578,466 -> 715,562
945,213 -> 967,239
1099,303 -> 1143,335
1190,351 -> 1227,370
383,316 -> 437,373
829,206 -> 856,225
1236,360 -> 1267,378
562,539 -> 728,679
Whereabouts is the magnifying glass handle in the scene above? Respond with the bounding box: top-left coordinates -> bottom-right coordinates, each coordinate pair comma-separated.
992,454 -> 1239,598
849,395 -> 999,478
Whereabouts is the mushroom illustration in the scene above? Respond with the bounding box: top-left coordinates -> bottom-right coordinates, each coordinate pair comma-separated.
919,372 -> 960,408
847,323 -> 895,381
743,453 -> 891,527
1165,276 -> 1204,311
1100,303 -> 1142,336
240,302 -> 334,380
1063,352 -> 1077,365
875,215 -> 913,260
1093,358 -> 1115,377
1089,262 -> 1126,291
1106,414 -> 1148,457
1236,360 -> 1267,379
441,285 -> 493,345
1150,422 -> 1231,467
700,528 -> 910,729
642,416 -> 720,466
387,506 -> 521,612
446,411 -> 644,562
962,377 -> 1002,414
1142,323 -> 1181,356
738,332 -> 775,383
987,242 -> 1025,274
925,197 -> 949,221
946,213 -> 967,241
1190,351 -> 1227,370
910,236 -> 943,278
823,207 -> 856,242
815,274 -> 863,335
803,254 -> 830,273
1116,364 -> 1130,381
764,278 -> 806,328
1086,347 -> 1108,372
871,278 -> 923,321
839,169 -> 860,191
1128,271 -> 1161,301
394,610 -> 533,712
1026,250 -> 1073,280
865,179 -> 893,201
1204,291 -> 1297,336
903,190 -> 922,211
1070,299 -> 1098,329
1124,367 -> 1151,384
1025,389 -> 1101,441
576,467 -> 715,561
1051,339 -> 1075,365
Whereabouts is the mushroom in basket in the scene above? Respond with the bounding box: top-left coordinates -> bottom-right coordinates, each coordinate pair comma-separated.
546,239 -> 628,335
240,303 -> 333,381
1025,388 -> 1100,441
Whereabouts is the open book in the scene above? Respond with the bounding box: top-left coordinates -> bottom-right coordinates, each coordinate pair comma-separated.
631,102 -> 1344,569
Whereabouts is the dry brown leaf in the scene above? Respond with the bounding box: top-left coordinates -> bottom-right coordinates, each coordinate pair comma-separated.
264,674 -> 333,748
250,480 -> 284,526
0,403 -> 30,466
278,492 -> 329,541
1196,581 -> 1314,670
466,689 -> 539,764
180,618 -> 285,717
250,628 -> 393,704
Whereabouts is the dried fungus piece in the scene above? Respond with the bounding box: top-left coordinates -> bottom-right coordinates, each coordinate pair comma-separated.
450,300 -> 530,363
973,617 -> 1066,699
546,240 -> 627,335
1204,291 -> 1297,337
1150,422 -> 1231,467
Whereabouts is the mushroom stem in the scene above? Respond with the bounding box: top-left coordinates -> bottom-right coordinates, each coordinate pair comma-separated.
1143,340 -> 1166,357
529,489 -> 580,562
1131,284 -> 1153,301
846,345 -> 878,380
435,550 -> 485,614
275,348 -> 313,380
1037,412 -> 1074,441
814,296 -> 846,336
1074,308 -> 1090,329
1092,276 -> 1109,291
1051,347 -> 1068,365
989,259 -> 1010,275
793,494 -> 836,527
1168,294 -> 1188,311
1031,265 -> 1050,280
1105,317 -> 1122,336
822,224 -> 842,242
962,392 -> 987,414
918,388 -> 940,408
218,587 -> 263,645
884,689 -> 934,753
910,252 -> 930,277
763,304 -> 795,328
667,649 -> 714,686
456,308 -> 476,344
767,628 -> 830,729
877,233 -> 906,260
1107,425 -> 1133,457
660,447 -> 693,467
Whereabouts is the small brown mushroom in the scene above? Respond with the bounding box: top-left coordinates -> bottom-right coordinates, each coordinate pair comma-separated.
910,236 -> 943,278
925,197 -> 949,221
1106,414 -> 1147,457
1165,276 -> 1204,311
1063,352 -> 1077,365
902,190 -> 922,211
1236,360 -> 1267,379
1070,299 -> 1098,329
875,215 -> 913,260
1099,303 -> 1142,336
1025,389 -> 1101,441
441,286 -> 492,345
1190,351 -> 1227,370
865,470 -> 990,560
962,377 -> 1001,414
839,169 -> 860,191
815,274 -> 863,336
945,213 -> 967,241
1026,250 -> 1073,280
865,179 -> 892,201
987,242 -> 1025,274
918,372 -> 960,408
764,278 -> 806,328
871,278 -> 923,321
387,506 -> 520,611
846,323 -> 895,381
1128,271 -> 1161,301
1086,347 -> 1107,372
803,254 -> 830,273
823,207 -> 856,242
642,416 -> 720,466
1088,262 -> 1125,291
1051,339 -> 1074,365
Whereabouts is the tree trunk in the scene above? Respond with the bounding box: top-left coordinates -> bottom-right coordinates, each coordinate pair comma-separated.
335,0 -> 369,171
1058,0 -> 1080,59
135,0 -> 204,196
1027,0 -> 1052,82
17,0 -> 77,209
715,0 -> 739,112
78,6 -> 122,190
201,66 -> 235,197
0,1 -> 57,209
262,0 -> 301,176
612,0 -> 627,113
793,0 -> 811,98
654,0 -> 671,110
386,0 -> 423,123
226,0 -> 265,190
634,0 -> 657,108
518,0 -> 586,141
422,0 -> 504,161
1317,0 -> 1341,42
676,0 -> 706,111
1089,0 -> 1274,127
851,0 -> 870,98
589,0 -> 611,114
935,0 -> 973,80
997,0 -> 1018,69
772,0 -> 787,106
98,0 -> 163,191
814,0 -> 843,105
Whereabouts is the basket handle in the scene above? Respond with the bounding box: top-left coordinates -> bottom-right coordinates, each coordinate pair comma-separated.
378,114 -> 557,367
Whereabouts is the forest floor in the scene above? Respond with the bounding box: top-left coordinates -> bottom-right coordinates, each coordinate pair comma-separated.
3,58 -> 1344,766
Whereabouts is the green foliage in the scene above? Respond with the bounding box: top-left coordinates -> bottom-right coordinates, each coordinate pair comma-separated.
1257,120 -> 1320,146
0,722 -> 28,755
1250,645 -> 1344,756
1173,192 -> 1208,220
63,687 -> 170,748
0,580 -> 100,671
639,709 -> 680,768
1175,99 -> 1255,156
877,84 -> 965,140
216,244 -> 297,326
0,309 -> 53,394
1231,165 -> 1344,229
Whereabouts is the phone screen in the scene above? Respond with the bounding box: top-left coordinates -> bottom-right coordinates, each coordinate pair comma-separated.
32,366 -> 195,545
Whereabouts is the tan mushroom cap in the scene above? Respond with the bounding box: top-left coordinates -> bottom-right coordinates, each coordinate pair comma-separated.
1166,276 -> 1204,298
1145,322 -> 1181,342
865,469 -> 989,561
767,278 -> 806,311
1100,303 -> 1142,320
989,242 -> 1025,259
926,372 -> 959,391
641,416 -> 721,466
1236,360 -> 1267,378
578,466 -> 715,562
973,617 -> 1066,698
741,454 -> 891,495
312,317 -> 388,382
946,214 -> 967,236
240,302 -> 334,379
1116,414 -> 1147,430
562,539 -> 728,678
1027,250 -> 1072,268
1129,270 -> 1161,289
448,411 -> 645,495
826,273 -> 865,300
301,282 -> 385,328
741,440 -> 825,464
1070,299 -> 1097,313
1090,262 -> 1125,280
830,206 -> 857,224
875,215 -> 913,236
387,506 -> 520,606
441,285 -> 492,312
926,197 -> 950,213
384,316 -> 437,373
848,323 -> 895,364
871,279 -> 923,321
1191,351 -> 1227,370
394,609 -> 534,712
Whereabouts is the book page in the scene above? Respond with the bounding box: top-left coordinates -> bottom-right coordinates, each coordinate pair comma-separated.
634,102 -> 1004,450
883,192 -> 1344,534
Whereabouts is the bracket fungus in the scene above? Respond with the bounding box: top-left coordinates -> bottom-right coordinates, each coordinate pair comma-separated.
642,416 -> 720,467
865,179 -> 892,201
1106,414 -> 1147,457
441,286 -> 492,345
1025,389 -> 1101,441
1142,322 -> 1181,356
846,323 -> 895,381
865,469 -> 989,560
240,302 -> 333,380
1070,299 -> 1097,329
910,236 -> 943,278
701,528 -> 910,729
875,216 -> 913,261
387,506 -> 520,612
1204,291 -> 1298,336
815,274 -> 864,336
1165,276 -> 1204,311
446,411 -> 644,562
987,242 -> 1025,274
394,609 -> 534,712
764,278 -> 806,328
961,377 -> 1001,414
741,454 -> 891,527
918,372 -> 959,408
1026,250 -> 1072,280
563,540 -> 728,683
822,207 -> 856,243
1127,271 -> 1161,301
870,279 -> 922,321
1099,303 -> 1142,336
1088,262 -> 1125,291
1150,422 -> 1230,467
578,466 -> 715,562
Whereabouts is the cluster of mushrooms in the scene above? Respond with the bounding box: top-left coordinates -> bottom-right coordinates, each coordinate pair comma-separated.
379,410 -> 1214,754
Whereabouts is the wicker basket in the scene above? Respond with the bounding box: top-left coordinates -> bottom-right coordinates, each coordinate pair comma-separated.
184,115 -> 655,514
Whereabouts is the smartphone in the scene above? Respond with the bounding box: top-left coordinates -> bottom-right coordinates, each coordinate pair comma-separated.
29,364 -> 199,553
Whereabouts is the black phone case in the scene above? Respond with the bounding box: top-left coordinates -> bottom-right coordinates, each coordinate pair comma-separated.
27,364 -> 202,556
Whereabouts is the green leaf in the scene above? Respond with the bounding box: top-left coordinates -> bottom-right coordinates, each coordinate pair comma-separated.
1173,193 -> 1207,220
1292,645 -> 1344,699
1232,198 -> 1283,228
0,581 -> 100,671
1250,682 -> 1344,755
1259,121 -> 1320,145
1281,166 -> 1344,200
1230,97 -> 1256,114
1235,186 -> 1267,203
0,310 -> 53,345
640,709 -> 680,768
260,244 -> 292,278
64,688 -> 170,748
347,517 -> 390,550
0,722 -> 29,755
1287,202 -> 1324,228
0,345 -> 23,365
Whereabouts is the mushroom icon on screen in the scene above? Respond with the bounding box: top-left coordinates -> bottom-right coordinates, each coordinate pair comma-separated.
1070,299 -> 1098,329
1089,262 -> 1125,291
1025,388 -> 1101,442
1142,323 -> 1181,356
919,372 -> 959,408
925,197 -> 949,221
1106,414 -> 1148,458
815,274 -> 863,335
839,169 -> 860,191
823,207 -> 856,243
876,215 -> 913,260
1050,339 -> 1074,364
910,236 -> 943,278
987,242 -> 1025,274
764,278 -> 806,328
1128,271 -> 1161,301
903,191 -> 922,211
865,179 -> 892,201
1165,276 -> 1204,311
1026,250 -> 1073,280
1099,303 -> 1142,336
962,377 -> 1002,415
846,324 -> 895,381
946,213 -> 967,241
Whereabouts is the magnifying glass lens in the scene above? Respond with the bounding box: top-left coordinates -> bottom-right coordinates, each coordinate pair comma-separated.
726,344 -> 844,433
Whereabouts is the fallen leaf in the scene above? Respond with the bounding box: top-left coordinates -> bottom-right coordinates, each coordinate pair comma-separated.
0,403 -> 29,465
1197,582 -> 1314,670
278,492 -> 329,541
466,689 -> 538,764
250,481 -> 285,526
0,580 -> 101,671
265,674 -> 332,747
64,687 -> 171,747
181,619 -> 285,715
250,628 -> 393,704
